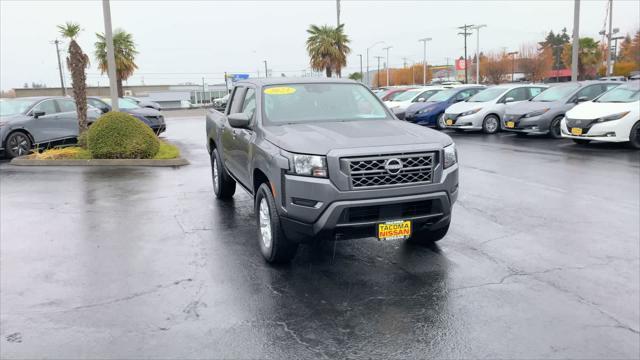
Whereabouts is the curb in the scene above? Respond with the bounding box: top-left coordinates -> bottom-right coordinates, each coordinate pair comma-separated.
10,157 -> 190,167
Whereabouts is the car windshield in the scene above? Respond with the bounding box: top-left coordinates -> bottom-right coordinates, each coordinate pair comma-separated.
467,87 -> 507,102
0,99 -> 37,116
262,83 -> 390,124
532,84 -> 579,102
595,84 -> 640,103
426,88 -> 458,102
392,89 -> 423,101
102,98 -> 140,109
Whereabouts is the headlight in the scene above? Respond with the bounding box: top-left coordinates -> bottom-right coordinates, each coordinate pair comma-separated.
417,107 -> 433,114
290,154 -> 328,177
597,111 -> 630,122
460,108 -> 482,116
443,144 -> 457,169
524,108 -> 550,118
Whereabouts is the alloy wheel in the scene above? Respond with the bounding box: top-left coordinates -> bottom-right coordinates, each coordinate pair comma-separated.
485,117 -> 499,133
259,198 -> 272,249
8,133 -> 29,157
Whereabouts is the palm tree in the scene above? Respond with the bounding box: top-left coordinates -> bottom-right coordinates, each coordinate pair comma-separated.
562,37 -> 602,80
95,29 -> 138,97
306,24 -> 351,77
57,22 -> 90,134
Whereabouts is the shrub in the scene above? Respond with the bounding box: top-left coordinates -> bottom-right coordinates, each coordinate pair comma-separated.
86,111 -> 159,159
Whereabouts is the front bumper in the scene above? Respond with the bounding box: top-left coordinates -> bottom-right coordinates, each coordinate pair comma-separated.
502,114 -> 551,135
278,151 -> 459,242
405,112 -> 439,127
560,118 -> 629,142
443,112 -> 484,130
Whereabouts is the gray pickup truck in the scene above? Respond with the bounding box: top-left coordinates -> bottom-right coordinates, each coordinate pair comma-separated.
206,78 -> 459,263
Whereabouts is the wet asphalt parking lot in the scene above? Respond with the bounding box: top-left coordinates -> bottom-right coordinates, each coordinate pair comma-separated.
1,110 -> 639,359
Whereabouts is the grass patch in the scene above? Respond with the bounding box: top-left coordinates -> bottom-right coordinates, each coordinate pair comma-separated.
153,141 -> 180,159
28,147 -> 91,160
27,141 -> 180,160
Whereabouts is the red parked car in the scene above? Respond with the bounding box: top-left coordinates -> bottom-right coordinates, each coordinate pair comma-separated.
378,87 -> 415,101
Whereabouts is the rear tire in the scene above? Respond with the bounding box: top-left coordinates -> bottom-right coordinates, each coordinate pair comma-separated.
408,222 -> 450,245
4,131 -> 32,159
482,115 -> 500,134
572,139 -> 591,145
211,148 -> 236,199
628,122 -> 640,149
255,183 -> 298,263
548,116 -> 563,139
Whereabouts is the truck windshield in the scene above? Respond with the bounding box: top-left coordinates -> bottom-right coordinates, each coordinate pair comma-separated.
262,83 -> 390,124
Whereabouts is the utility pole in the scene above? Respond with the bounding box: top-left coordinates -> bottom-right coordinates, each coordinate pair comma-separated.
358,54 -> 363,83
53,39 -> 66,96
374,56 -> 383,88
446,57 -> 451,80
611,35 -> 624,71
336,0 -> 340,27
202,77 -> 206,104
224,72 -> 229,92
458,25 -> 473,84
263,60 -> 268,78
508,51 -> 519,81
418,37 -> 432,85
382,46 -> 392,86
470,25 -> 487,84
605,0 -> 613,77
571,0 -> 580,81
401,57 -> 409,68
366,41 -> 384,86
101,0 -> 119,110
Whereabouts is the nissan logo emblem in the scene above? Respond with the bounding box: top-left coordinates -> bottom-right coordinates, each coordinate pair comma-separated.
384,158 -> 403,175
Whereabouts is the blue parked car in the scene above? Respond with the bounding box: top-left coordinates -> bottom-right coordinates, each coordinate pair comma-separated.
404,85 -> 485,129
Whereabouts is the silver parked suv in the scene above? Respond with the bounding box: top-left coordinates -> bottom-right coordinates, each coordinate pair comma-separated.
206,78 -> 459,263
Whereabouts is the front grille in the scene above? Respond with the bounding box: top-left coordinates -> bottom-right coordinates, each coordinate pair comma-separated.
343,152 -> 436,188
338,199 -> 443,224
566,118 -> 597,133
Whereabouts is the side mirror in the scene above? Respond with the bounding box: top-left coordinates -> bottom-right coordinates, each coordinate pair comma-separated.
32,110 -> 45,118
100,107 -> 110,114
576,96 -> 589,103
228,113 -> 251,128
417,97 -> 426,102
454,97 -> 464,103
504,97 -> 515,103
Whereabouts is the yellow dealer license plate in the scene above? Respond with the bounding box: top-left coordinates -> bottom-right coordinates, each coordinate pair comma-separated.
506,121 -> 515,128
571,127 -> 583,136
378,220 -> 411,241
446,119 -> 454,126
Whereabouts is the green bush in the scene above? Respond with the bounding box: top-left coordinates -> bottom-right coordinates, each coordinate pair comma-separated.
86,111 -> 160,159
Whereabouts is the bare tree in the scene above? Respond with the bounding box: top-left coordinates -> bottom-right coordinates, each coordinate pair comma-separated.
519,43 -> 553,82
481,52 -> 509,84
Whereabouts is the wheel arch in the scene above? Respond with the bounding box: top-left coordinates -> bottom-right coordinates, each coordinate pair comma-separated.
253,167 -> 270,196
4,128 -> 35,147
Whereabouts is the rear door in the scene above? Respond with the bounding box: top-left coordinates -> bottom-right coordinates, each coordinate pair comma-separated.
54,98 -> 80,140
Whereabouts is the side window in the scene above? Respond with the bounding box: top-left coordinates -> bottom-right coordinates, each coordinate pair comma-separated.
505,88 -> 529,101
457,89 -> 478,101
227,87 -> 246,115
32,100 -> 57,115
574,85 -> 604,101
528,87 -> 544,98
604,84 -> 619,91
56,99 -> 76,112
241,88 -> 257,120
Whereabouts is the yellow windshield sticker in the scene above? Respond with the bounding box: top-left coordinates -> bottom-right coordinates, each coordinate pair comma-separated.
264,87 -> 296,95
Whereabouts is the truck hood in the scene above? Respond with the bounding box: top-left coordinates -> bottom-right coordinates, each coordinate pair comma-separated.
263,119 -> 452,155
566,101 -> 637,120
505,100 -> 560,116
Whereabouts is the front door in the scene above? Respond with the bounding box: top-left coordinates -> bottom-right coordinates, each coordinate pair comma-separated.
29,99 -> 61,143
231,87 -> 257,187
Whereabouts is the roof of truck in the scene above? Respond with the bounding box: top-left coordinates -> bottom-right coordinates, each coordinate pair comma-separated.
235,77 -> 357,87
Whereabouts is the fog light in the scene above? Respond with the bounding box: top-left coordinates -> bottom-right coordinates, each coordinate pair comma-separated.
605,132 -> 616,137
292,198 -> 319,207
532,126 -> 539,130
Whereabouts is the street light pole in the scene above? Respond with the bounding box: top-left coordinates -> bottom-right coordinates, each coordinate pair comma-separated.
508,51 -> 519,81
470,25 -> 486,84
366,41 -> 384,87
382,46 -> 392,86
374,56 -> 383,88
101,0 -> 119,111
53,39 -> 66,96
605,0 -> 613,77
418,37 -> 432,85
571,0 -> 580,81
263,60 -> 268,78
358,54 -> 363,83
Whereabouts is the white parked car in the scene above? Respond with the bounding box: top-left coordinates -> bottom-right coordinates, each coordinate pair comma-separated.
385,86 -> 444,119
561,81 -> 640,148
443,84 -> 547,134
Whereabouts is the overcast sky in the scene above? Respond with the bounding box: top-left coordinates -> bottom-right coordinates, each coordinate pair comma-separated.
1,0 -> 639,90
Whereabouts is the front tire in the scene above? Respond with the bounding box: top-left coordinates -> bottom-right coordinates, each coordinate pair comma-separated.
628,122 -> 640,149
436,114 -> 446,130
548,116 -> 563,139
211,148 -> 236,199
482,115 -> 500,134
4,131 -> 32,159
255,183 -> 298,263
408,222 -> 450,245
